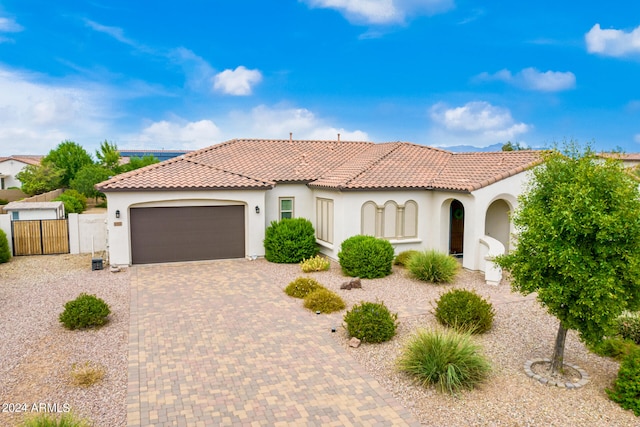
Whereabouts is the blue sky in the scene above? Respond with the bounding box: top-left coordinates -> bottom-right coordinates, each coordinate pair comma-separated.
1,1 -> 639,157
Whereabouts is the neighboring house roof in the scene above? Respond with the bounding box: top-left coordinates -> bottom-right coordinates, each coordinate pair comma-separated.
97,139 -> 542,193
119,150 -> 192,162
3,201 -> 63,211
0,155 -> 43,166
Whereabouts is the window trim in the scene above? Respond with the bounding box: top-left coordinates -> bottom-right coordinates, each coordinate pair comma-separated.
279,197 -> 294,220
361,199 -> 418,239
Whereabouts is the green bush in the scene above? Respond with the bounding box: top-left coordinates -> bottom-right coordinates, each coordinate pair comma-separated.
338,235 -> 395,279
407,250 -> 459,283
397,328 -> 491,395
59,293 -> 111,330
19,412 -> 90,427
394,250 -> 419,266
343,301 -> 398,343
607,348 -> 640,416
434,289 -> 495,334
54,194 -> 84,215
0,228 -> 11,264
616,311 -> 640,344
63,189 -> 87,210
0,198 -> 8,205
300,255 -> 331,272
590,337 -> 639,361
303,288 -> 346,313
284,277 -> 324,298
264,218 -> 318,263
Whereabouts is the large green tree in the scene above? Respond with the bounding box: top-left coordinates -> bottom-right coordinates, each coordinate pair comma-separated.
43,140 -> 93,187
70,164 -> 112,201
15,163 -> 63,196
96,140 -> 122,173
120,154 -> 159,172
496,144 -> 640,375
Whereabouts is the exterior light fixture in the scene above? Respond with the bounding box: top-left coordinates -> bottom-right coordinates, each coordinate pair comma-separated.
255,206 -> 260,214
115,210 -> 120,219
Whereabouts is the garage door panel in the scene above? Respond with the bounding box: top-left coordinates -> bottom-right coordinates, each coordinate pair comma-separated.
131,205 -> 245,264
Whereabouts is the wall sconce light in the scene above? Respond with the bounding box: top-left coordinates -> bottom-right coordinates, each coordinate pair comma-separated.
255,206 -> 260,214
115,210 -> 120,219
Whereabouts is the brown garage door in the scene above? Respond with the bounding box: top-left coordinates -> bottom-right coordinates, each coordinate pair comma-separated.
130,205 -> 245,264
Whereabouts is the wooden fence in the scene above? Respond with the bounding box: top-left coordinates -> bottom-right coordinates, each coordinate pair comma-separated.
11,219 -> 69,256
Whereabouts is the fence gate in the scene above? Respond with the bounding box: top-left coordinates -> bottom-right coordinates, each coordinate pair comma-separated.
11,219 -> 70,256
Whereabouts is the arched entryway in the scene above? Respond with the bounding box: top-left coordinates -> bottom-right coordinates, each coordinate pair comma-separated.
484,199 -> 511,252
449,200 -> 464,256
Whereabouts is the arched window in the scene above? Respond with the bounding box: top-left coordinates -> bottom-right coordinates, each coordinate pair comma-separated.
360,200 -> 418,239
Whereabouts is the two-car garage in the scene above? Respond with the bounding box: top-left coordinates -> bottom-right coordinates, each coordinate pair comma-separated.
129,205 -> 245,264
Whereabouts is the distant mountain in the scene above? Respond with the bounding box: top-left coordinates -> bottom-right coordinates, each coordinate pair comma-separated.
436,143 -> 546,153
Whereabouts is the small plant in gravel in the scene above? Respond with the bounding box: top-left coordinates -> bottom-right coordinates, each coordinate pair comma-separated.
70,361 -> 106,387
338,235 -> 395,279
343,301 -> 398,343
59,293 -> 111,330
616,311 -> 640,344
284,277 -> 325,298
393,250 -> 419,267
434,289 -> 495,334
590,337 -> 639,361
19,412 -> 90,427
303,288 -> 346,313
607,348 -> 640,416
264,218 -> 318,263
300,255 -> 331,273
397,328 -> 491,395
407,249 -> 459,284
0,228 -> 11,263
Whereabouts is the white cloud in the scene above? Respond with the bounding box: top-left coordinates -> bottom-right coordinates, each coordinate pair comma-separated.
229,104 -> 369,141
301,0 -> 454,25
84,19 -> 138,47
127,119 -> 221,150
635,134 -> 640,144
476,67 -> 575,92
585,23 -> 640,57
429,101 -> 530,146
213,66 -> 262,96
0,16 -> 23,32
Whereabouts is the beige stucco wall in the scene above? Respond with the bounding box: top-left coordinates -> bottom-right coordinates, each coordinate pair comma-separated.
68,213 -> 108,255
264,183 -> 314,225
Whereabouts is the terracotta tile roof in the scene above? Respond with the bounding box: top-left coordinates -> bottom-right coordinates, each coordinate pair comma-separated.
0,155 -> 43,165
97,139 -> 542,193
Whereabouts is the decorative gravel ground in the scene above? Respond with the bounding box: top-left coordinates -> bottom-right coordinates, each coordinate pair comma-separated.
1,254 -> 638,426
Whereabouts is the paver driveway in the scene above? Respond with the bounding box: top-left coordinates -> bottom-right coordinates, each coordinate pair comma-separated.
127,259 -> 421,426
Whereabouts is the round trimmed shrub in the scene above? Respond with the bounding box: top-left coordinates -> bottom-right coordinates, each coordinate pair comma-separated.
407,249 -> 459,283
343,301 -> 398,343
338,235 -> 394,279
394,250 -> 419,267
0,228 -> 11,264
264,218 -> 318,263
397,328 -> 491,395
607,348 -> 640,416
284,277 -> 324,298
434,289 -> 495,334
59,293 -> 111,330
303,288 -> 346,313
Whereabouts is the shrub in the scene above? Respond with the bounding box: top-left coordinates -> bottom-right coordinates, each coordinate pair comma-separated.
343,301 -> 398,343
63,189 -> 87,210
303,288 -> 346,313
0,198 -> 8,205
19,412 -> 90,427
407,250 -> 459,283
300,255 -> 331,272
0,228 -> 11,264
70,361 -> 106,387
434,289 -> 495,334
394,250 -> 419,266
338,235 -> 395,279
397,328 -> 491,395
616,311 -> 640,344
54,194 -> 84,215
59,293 -> 110,330
284,277 -> 324,298
607,348 -> 640,416
590,337 -> 639,361
264,218 -> 317,263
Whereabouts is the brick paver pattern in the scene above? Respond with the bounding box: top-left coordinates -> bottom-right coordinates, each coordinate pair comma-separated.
127,260 -> 421,426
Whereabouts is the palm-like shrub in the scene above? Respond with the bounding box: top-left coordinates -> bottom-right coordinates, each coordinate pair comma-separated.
264,218 -> 317,263
300,255 -> 331,272
343,301 -> 398,343
338,235 -> 394,279
607,348 -> 640,416
397,328 -> 491,395
394,250 -> 419,266
434,289 -> 495,334
0,228 -> 11,263
407,250 -> 459,283
284,277 -> 324,298
303,288 -> 346,313
59,293 -> 110,330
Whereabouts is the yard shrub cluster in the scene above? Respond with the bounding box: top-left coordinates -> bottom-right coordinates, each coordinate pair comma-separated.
338,235 -> 394,279
54,189 -> 87,215
303,288 -> 345,313
434,289 -> 495,334
615,311 -> 640,344
393,250 -> 419,267
397,328 -> 491,395
284,277 -> 324,298
607,348 -> 640,416
19,412 -> 90,427
407,249 -> 459,284
59,293 -> 110,330
590,337 -> 638,361
0,198 -> 8,205
300,255 -> 330,272
264,218 -> 317,263
343,301 -> 398,343
0,229 -> 11,263
70,361 -> 106,387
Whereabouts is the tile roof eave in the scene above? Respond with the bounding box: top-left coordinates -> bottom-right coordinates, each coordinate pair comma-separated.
101,184 -> 274,193
467,160 -> 543,192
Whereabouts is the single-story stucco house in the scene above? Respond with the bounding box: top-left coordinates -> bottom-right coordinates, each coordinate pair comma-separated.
97,138 -> 541,278
0,155 -> 43,189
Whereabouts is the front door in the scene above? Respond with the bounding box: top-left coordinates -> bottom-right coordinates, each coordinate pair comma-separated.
449,200 -> 464,256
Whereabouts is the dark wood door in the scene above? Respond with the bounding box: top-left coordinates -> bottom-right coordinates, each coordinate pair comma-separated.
449,200 -> 464,255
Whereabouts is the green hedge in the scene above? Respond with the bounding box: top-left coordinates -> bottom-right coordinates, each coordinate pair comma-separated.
264,218 -> 317,263
338,235 -> 394,279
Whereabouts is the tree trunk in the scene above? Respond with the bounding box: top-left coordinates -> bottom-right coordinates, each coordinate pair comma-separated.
550,322 -> 568,375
